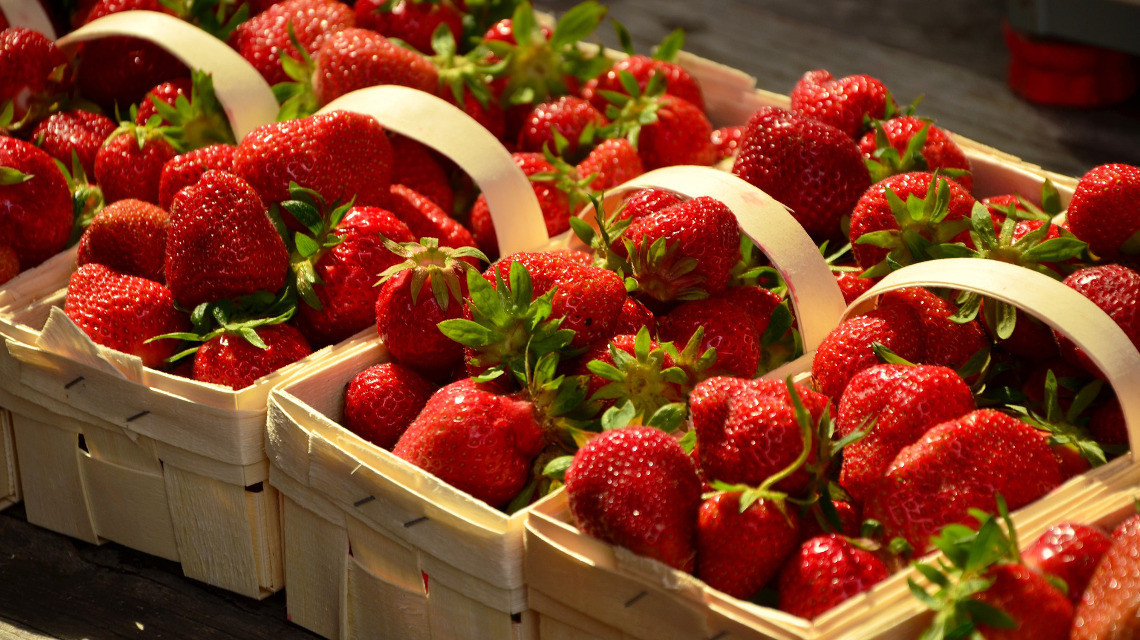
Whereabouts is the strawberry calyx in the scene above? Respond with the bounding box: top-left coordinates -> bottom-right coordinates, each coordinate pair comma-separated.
597,69 -> 667,151
529,141 -> 597,208
943,202 -> 1089,279
54,150 -> 106,245
431,24 -> 507,112
1006,369 -> 1110,468
145,70 -> 236,150
375,236 -> 489,311
147,289 -> 296,363
623,231 -> 707,303
274,24 -> 320,121
856,175 -> 972,278
569,195 -> 634,273
277,183 -> 354,312
157,0 -> 251,40
105,108 -> 183,155
585,326 -> 691,430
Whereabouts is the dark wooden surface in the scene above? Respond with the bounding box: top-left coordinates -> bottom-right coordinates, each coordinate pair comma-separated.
3,1 -> 1140,638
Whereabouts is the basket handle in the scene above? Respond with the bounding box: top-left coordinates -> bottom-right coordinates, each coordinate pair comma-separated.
846,257 -> 1140,456
568,165 -> 848,353
55,11 -> 277,140
0,0 -> 56,38
318,86 -> 549,257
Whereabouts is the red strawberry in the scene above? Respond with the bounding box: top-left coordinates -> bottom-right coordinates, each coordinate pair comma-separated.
657,286 -> 780,379
393,378 -> 547,508
789,69 -> 894,139
31,109 -> 117,180
801,500 -> 862,539
777,534 -> 890,618
582,54 -> 706,115
833,266 -> 876,305
837,364 -> 975,504
64,263 -> 189,369
635,94 -> 716,170
312,27 -> 439,106
974,564 -> 1074,640
227,0 -> 354,86
576,137 -> 644,191
517,96 -> 608,160
353,0 -> 463,55
192,322 -> 313,389
1090,397 -> 1128,449
0,245 -> 17,284
858,116 -> 973,191
697,491 -> 801,599
732,106 -> 871,239
297,206 -> 414,348
864,409 -> 1064,554
383,184 -> 475,249
469,152 -> 573,258
343,362 -> 437,450
622,196 -> 740,305
810,303 -> 926,401
611,296 -> 655,335
234,110 -> 394,208
573,330 -> 685,419
1057,264 -> 1140,377
1023,521 -> 1113,603
0,136 -> 74,268
1065,163 -> 1140,261
878,286 -> 989,372
618,187 -> 682,222
94,122 -> 178,205
0,27 -> 71,129
157,143 -> 237,212
388,134 -> 454,214
1072,515 -> 1140,638
135,77 -> 191,125
565,426 -> 703,571
166,170 -> 288,308
710,125 -> 744,160
76,199 -> 169,283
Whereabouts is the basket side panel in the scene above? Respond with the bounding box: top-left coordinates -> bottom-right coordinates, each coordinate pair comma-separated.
344,554 -> 430,640
528,589 -> 625,640
281,492 -> 348,640
344,513 -> 423,594
425,580 -> 515,640
0,408 -> 19,509
11,411 -> 98,542
80,443 -> 179,561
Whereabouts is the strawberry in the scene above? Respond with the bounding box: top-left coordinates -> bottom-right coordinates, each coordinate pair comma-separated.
858,116 -> 973,191
864,409 -> 1063,554
1057,264 -> 1140,377
710,125 -> 744,160
31,109 -> 116,181
731,106 -> 871,239
575,137 -> 644,191
657,286 -> 780,379
374,238 -> 486,382
166,170 -> 289,308
573,328 -> 687,423
810,303 -> 926,401
517,95 -> 608,161
1023,521 -> 1113,603
777,534 -> 890,618
621,196 -> 741,305
192,322 -> 312,389
157,143 -> 237,212
132,71 -> 236,151
353,0 -> 463,55
383,184 -> 475,249
788,69 -> 894,140
469,152 -> 574,258
833,266 -> 876,305
878,286 -> 989,372
0,245 -> 17,284
234,110 -> 394,208
1064,163 -> 1140,261
1089,397 -> 1128,449
0,27 -> 71,131
611,295 -> 655,335
227,0 -> 354,87
295,205 -> 415,348
393,378 -> 548,508
617,187 -> 682,222
135,77 -> 191,125
565,426 -> 703,571
94,120 -> 178,205
1072,514 -> 1140,638
629,94 -> 716,170
582,53 -> 705,115
837,363 -> 975,504
64,263 -> 189,369
1,136 -> 73,269
801,499 -> 862,540
343,362 -> 437,450
697,491 -> 801,599
311,27 -> 439,107
76,199 -> 169,283
75,0 -> 188,111
388,134 -> 454,214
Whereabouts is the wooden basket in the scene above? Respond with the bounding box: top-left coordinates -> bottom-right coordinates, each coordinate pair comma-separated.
525,255 -> 1140,640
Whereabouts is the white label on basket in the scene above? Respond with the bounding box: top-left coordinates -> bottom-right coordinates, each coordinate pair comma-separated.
847,258 -> 1140,454
54,10 -> 276,140
319,85 -> 549,256
0,0 -> 56,38
583,166 -> 848,352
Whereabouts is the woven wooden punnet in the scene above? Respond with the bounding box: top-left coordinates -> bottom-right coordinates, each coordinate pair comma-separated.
525,225 -> 1140,639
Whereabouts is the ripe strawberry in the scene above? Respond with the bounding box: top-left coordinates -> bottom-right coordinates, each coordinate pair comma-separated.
166,170 -> 289,308
1072,515 -> 1140,638
732,106 -> 871,239
777,534 -> 890,618
383,184 -> 475,249
573,329 -> 686,422
657,286 -> 780,379
0,245 -> 17,284
3,138 -> 75,271
94,121 -> 178,205
234,110 -> 394,208
353,0 -> 463,54
1065,163 -> 1140,261
618,187 -> 682,222
470,152 -> 575,258
801,499 -> 862,539
582,54 -> 706,115
311,27 -> 439,106
0,27 -> 71,130
1090,397 -> 1128,449
64,263 -> 189,369
789,69 -> 894,139
858,116 -> 973,191
576,137 -> 644,191
1057,264 -> 1140,377
393,378 -> 547,508
565,426 -> 703,571
810,303 -> 926,401
611,296 -> 655,335
633,94 -> 716,170
76,199 -> 169,283
697,491 -> 801,599
131,71 -> 236,151
135,77 -> 191,125
31,109 -> 116,180
388,134 -> 454,214
833,266 -> 876,305
710,125 -> 744,160
192,322 -> 313,389
296,206 -> 414,348
157,143 -> 237,212
970,564 -> 1073,640
864,409 -> 1063,554
621,196 -> 740,305
1023,521 -> 1113,603
343,362 -> 437,450
517,96 -> 608,160
837,364 -> 975,504
227,0 -> 354,86
878,286 -> 989,372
